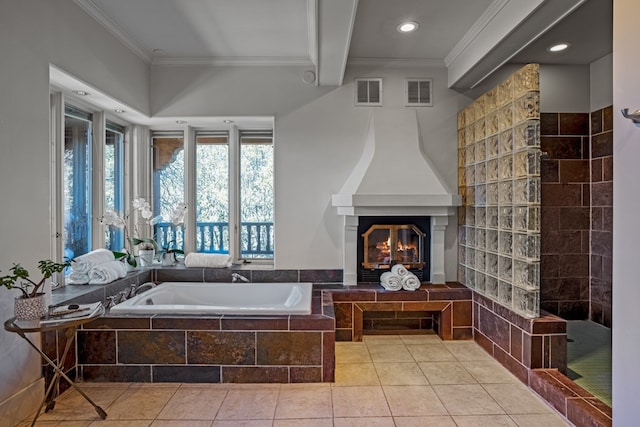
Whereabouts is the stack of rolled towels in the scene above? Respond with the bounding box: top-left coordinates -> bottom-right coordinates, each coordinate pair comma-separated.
380,264 -> 421,291
183,253 -> 232,268
69,248 -> 128,285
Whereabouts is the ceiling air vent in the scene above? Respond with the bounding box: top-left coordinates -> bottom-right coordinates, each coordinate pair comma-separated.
355,78 -> 382,106
405,78 -> 432,106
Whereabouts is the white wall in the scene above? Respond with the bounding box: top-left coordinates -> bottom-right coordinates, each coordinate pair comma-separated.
0,1 -> 149,424
613,1 -> 640,424
151,65 -> 469,274
591,53 -> 614,111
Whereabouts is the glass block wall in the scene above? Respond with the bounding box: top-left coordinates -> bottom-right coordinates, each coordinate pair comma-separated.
457,64 -> 541,318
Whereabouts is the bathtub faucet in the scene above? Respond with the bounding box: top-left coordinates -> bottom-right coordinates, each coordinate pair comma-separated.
231,273 -> 250,283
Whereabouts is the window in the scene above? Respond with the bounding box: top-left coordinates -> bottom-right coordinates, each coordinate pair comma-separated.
63,105 -> 93,259
152,132 -> 185,251
105,120 -> 125,251
405,78 -> 433,106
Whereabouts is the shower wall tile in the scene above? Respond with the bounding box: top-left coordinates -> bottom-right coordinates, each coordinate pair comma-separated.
541,136 -> 583,159
559,113 -> 589,135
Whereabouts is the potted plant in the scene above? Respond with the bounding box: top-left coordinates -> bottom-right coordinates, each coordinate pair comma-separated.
0,259 -> 72,320
132,238 -> 158,267
160,240 -> 184,266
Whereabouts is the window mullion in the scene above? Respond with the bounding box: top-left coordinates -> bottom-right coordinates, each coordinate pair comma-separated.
184,125 -> 197,254
92,111 -> 106,249
228,126 -> 240,262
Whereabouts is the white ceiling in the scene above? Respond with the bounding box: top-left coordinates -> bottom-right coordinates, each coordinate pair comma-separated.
65,0 -> 611,124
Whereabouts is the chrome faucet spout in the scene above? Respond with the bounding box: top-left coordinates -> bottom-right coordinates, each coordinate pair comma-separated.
231,273 -> 250,283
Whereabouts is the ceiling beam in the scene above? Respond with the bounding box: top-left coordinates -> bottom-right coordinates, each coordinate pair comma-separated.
445,0 -> 587,90
317,0 -> 358,86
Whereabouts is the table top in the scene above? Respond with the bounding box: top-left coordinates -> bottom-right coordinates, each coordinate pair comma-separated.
4,305 -> 105,333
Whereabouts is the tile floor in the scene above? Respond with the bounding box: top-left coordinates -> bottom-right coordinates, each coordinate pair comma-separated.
19,334 -> 572,426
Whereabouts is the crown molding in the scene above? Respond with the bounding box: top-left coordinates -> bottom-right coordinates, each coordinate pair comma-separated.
74,0 -> 152,63
151,57 -> 314,67
347,57 -> 445,68
444,0 -> 510,67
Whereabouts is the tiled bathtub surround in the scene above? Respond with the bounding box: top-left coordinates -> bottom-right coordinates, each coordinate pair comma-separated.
458,64 -> 542,318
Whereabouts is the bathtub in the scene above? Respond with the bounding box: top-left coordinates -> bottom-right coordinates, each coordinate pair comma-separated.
109,281 -> 313,315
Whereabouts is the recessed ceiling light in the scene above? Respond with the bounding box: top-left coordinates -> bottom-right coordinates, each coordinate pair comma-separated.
73,90 -> 90,96
547,42 -> 571,53
176,120 -> 187,124
397,21 -> 419,33
223,120 -> 235,124
114,109 -> 126,113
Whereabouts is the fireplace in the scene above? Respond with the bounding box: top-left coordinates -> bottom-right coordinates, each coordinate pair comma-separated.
357,216 -> 430,282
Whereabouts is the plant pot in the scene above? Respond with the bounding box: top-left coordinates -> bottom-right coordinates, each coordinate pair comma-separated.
138,249 -> 155,267
15,293 -> 47,321
161,252 -> 176,266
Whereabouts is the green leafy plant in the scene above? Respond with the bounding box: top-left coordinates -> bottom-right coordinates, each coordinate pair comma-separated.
0,260 -> 72,298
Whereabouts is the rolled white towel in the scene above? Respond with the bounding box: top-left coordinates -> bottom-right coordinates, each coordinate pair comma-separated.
184,253 -> 232,268
72,249 -> 115,274
380,271 -> 402,291
391,263 -> 409,277
67,271 -> 89,284
401,273 -> 421,291
88,260 -> 128,285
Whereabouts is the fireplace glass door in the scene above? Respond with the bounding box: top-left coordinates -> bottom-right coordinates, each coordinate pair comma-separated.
362,224 -> 425,269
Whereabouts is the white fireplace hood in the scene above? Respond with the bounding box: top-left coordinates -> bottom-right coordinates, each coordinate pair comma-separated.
331,108 -> 461,216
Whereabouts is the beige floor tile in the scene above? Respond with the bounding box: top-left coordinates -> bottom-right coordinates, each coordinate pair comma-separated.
366,343 -> 415,362
462,360 -> 520,384
383,385 -> 448,416
363,335 -> 405,345
103,386 -> 178,420
212,421 -> 272,427
151,421 -> 213,427
216,389 -> 278,420
452,414 -> 518,426
399,334 -> 443,345
333,417 -> 395,427
444,341 -> 494,361
274,385 -> 332,419
432,384 -> 505,416
483,383 -> 554,414
156,387 -> 227,420
417,361 -> 477,385
510,413 -> 572,427
334,363 -> 380,386
38,386 -> 132,421
406,344 -> 456,362
374,362 -> 428,385
393,415 -> 457,427
331,386 -> 391,417
272,418 -> 333,427
88,421 -> 152,426
335,342 -> 372,363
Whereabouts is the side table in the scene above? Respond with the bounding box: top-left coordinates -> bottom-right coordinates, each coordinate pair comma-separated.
4,307 -> 107,426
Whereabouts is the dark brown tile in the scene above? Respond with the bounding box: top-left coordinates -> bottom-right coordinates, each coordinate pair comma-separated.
591,131 -> 613,158
523,334 -> 543,369
591,158 -> 603,182
330,290 -> 376,302
558,254 -> 589,277
541,136 -> 583,159
559,160 -> 590,183
529,370 -> 568,415
290,315 -> 334,331
335,329 -> 352,342
559,301 -> 589,320
541,206 -> 560,231
221,317 -> 289,330
452,300 -> 472,327
473,329 -> 494,356
452,327 -> 473,340
153,365 -> 221,383
541,183 -> 582,206
602,156 -> 613,182
591,231 -> 613,257
559,113 -> 589,135
549,334 -> 567,372
540,257 -> 558,279
187,331 -> 255,364
541,230 -> 582,255
222,366 -> 288,383
377,290 -> 428,301
592,182 -> 613,207
541,113 -> 559,135
118,331 -> 186,364
156,268 -> 204,282
84,316 -> 152,330
541,159 -> 559,182
300,269 -> 343,283
152,317 -> 221,330
603,106 -> 613,131
510,325 -> 523,362
559,207 -> 590,230
81,365 -> 151,382
334,303 -> 353,329
77,331 -> 116,364
290,367 -> 322,383
590,110 -> 603,134
493,345 -> 528,384
323,331 -> 335,381
251,270 -> 298,283
477,306 -> 510,351
566,398 -> 612,427
257,332 -> 322,365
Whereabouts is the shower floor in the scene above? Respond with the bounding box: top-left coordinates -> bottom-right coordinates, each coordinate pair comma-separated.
566,320 -> 612,406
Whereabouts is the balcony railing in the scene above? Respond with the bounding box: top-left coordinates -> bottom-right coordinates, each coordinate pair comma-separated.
154,221 -> 274,258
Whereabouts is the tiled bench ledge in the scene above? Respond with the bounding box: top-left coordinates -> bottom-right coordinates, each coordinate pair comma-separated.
327,282 -> 473,342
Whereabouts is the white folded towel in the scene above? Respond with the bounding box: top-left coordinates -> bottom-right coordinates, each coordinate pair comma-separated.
88,260 -> 128,285
67,271 -> 89,285
184,253 -> 232,268
401,273 -> 421,291
391,263 -> 409,277
380,271 -> 402,291
72,249 -> 115,274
